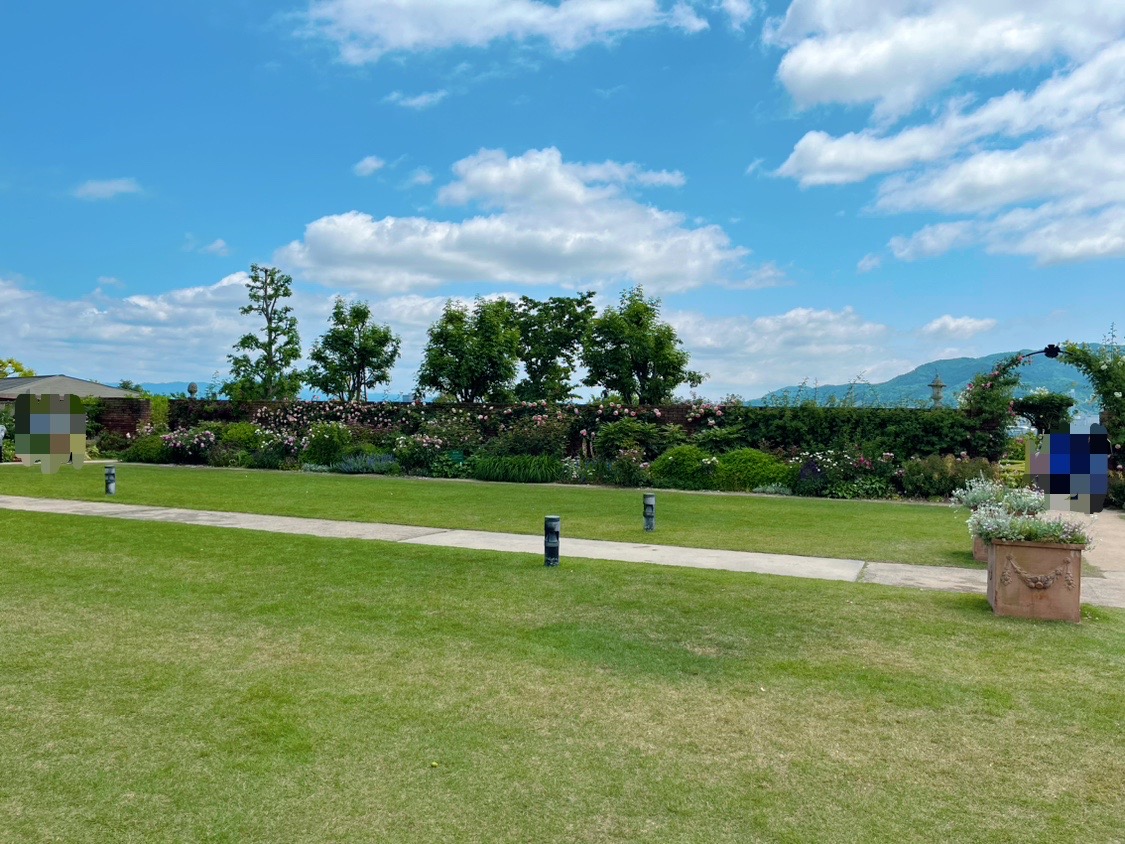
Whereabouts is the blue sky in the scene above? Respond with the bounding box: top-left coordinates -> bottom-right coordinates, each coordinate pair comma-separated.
2,0 -> 1123,399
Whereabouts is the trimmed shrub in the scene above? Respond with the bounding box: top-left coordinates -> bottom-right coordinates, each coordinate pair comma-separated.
650,445 -> 717,490
824,477 -> 897,500
303,421 -> 353,466
715,448 -> 795,492
899,454 -> 997,499
122,434 -> 170,464
220,422 -> 264,451
468,454 -> 565,484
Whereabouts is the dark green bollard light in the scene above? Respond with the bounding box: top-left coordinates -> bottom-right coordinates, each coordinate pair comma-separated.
105,465 -> 116,495
643,493 -> 655,531
544,515 -> 560,567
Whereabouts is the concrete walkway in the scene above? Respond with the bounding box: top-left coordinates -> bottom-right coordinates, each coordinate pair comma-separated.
1,494 -> 1123,610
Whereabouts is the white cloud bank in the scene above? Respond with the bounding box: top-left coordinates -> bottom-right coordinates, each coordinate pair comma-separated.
353,155 -> 385,176
920,314 -> 998,339
772,1 -> 1125,265
298,0 -> 766,63
277,146 -> 777,294
5,273 -> 996,400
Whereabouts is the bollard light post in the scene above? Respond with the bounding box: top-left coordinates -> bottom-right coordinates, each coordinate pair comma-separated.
105,465 -> 116,496
643,493 -> 655,532
544,515 -> 560,567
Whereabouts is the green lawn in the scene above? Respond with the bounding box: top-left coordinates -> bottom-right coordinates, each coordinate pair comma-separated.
1,510 -> 1122,843
0,464 -> 981,567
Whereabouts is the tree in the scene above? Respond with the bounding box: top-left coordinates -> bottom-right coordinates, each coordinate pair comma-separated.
512,292 -> 596,402
0,358 -> 36,378
581,286 -> 704,404
416,298 -> 520,403
222,265 -> 304,401
305,297 -> 401,401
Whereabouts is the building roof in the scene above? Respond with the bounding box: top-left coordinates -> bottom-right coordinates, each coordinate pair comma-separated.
0,375 -> 143,400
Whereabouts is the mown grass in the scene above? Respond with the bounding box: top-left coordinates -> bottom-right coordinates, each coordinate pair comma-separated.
0,510 -> 1122,843
0,464 -> 979,566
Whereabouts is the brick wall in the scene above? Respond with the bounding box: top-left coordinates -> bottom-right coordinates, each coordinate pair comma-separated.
97,398 -> 151,436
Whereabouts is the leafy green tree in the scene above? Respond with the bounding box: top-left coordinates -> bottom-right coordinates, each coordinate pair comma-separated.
1063,325 -> 1125,446
581,286 -> 704,404
305,297 -> 401,401
512,292 -> 596,402
416,298 -> 520,403
222,265 -> 304,401
0,358 -> 36,378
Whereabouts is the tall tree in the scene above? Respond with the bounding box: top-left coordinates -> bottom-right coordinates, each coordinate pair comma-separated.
512,292 -> 596,402
416,298 -> 520,403
305,296 -> 401,401
222,265 -> 304,401
0,358 -> 36,378
581,286 -> 704,404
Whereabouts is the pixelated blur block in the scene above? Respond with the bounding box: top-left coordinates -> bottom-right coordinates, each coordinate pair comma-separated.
1031,423 -> 1110,514
13,393 -> 86,474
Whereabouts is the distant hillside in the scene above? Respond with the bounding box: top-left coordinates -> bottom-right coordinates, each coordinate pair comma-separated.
752,349 -> 1101,420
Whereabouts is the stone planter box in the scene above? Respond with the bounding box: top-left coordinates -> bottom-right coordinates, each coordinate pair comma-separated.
987,539 -> 1084,623
972,536 -> 990,563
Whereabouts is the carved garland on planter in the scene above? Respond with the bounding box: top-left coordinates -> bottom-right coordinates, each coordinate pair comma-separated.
1000,553 -> 1075,591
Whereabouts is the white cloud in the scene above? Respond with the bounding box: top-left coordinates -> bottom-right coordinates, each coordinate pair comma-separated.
920,314 -> 998,338
888,221 -> 975,260
668,305 -> 893,393
773,10 -> 1125,265
856,253 -> 881,273
767,0 -> 1125,119
201,239 -> 230,257
384,89 -> 449,109
299,0 -> 713,63
405,167 -> 434,187
720,0 -> 755,30
353,155 -> 386,176
278,147 -> 763,295
73,178 -> 142,200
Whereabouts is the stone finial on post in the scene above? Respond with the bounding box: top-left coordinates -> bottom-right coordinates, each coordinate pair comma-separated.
105,465 -> 116,495
643,493 -> 655,532
544,515 -> 560,567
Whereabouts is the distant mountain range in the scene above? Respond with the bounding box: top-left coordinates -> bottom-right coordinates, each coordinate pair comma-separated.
751,349 -> 1102,421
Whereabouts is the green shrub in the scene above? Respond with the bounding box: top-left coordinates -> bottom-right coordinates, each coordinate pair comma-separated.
1108,470 -> 1125,509
468,454 -> 565,484
149,395 -> 170,433
649,445 -> 717,490
206,444 -> 251,468
605,447 -> 651,487
595,419 -> 680,460
899,455 -> 997,499
303,421 -> 352,466
486,416 -> 569,458
715,448 -> 795,492
122,434 -> 170,464
691,425 -> 747,455
220,422 -> 263,451
96,430 -> 130,454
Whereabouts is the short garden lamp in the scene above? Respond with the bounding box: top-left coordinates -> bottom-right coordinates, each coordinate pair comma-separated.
928,374 -> 946,407
643,493 -> 656,532
544,516 -> 560,567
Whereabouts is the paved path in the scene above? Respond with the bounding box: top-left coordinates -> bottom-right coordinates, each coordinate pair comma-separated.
1,494 -> 1123,610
